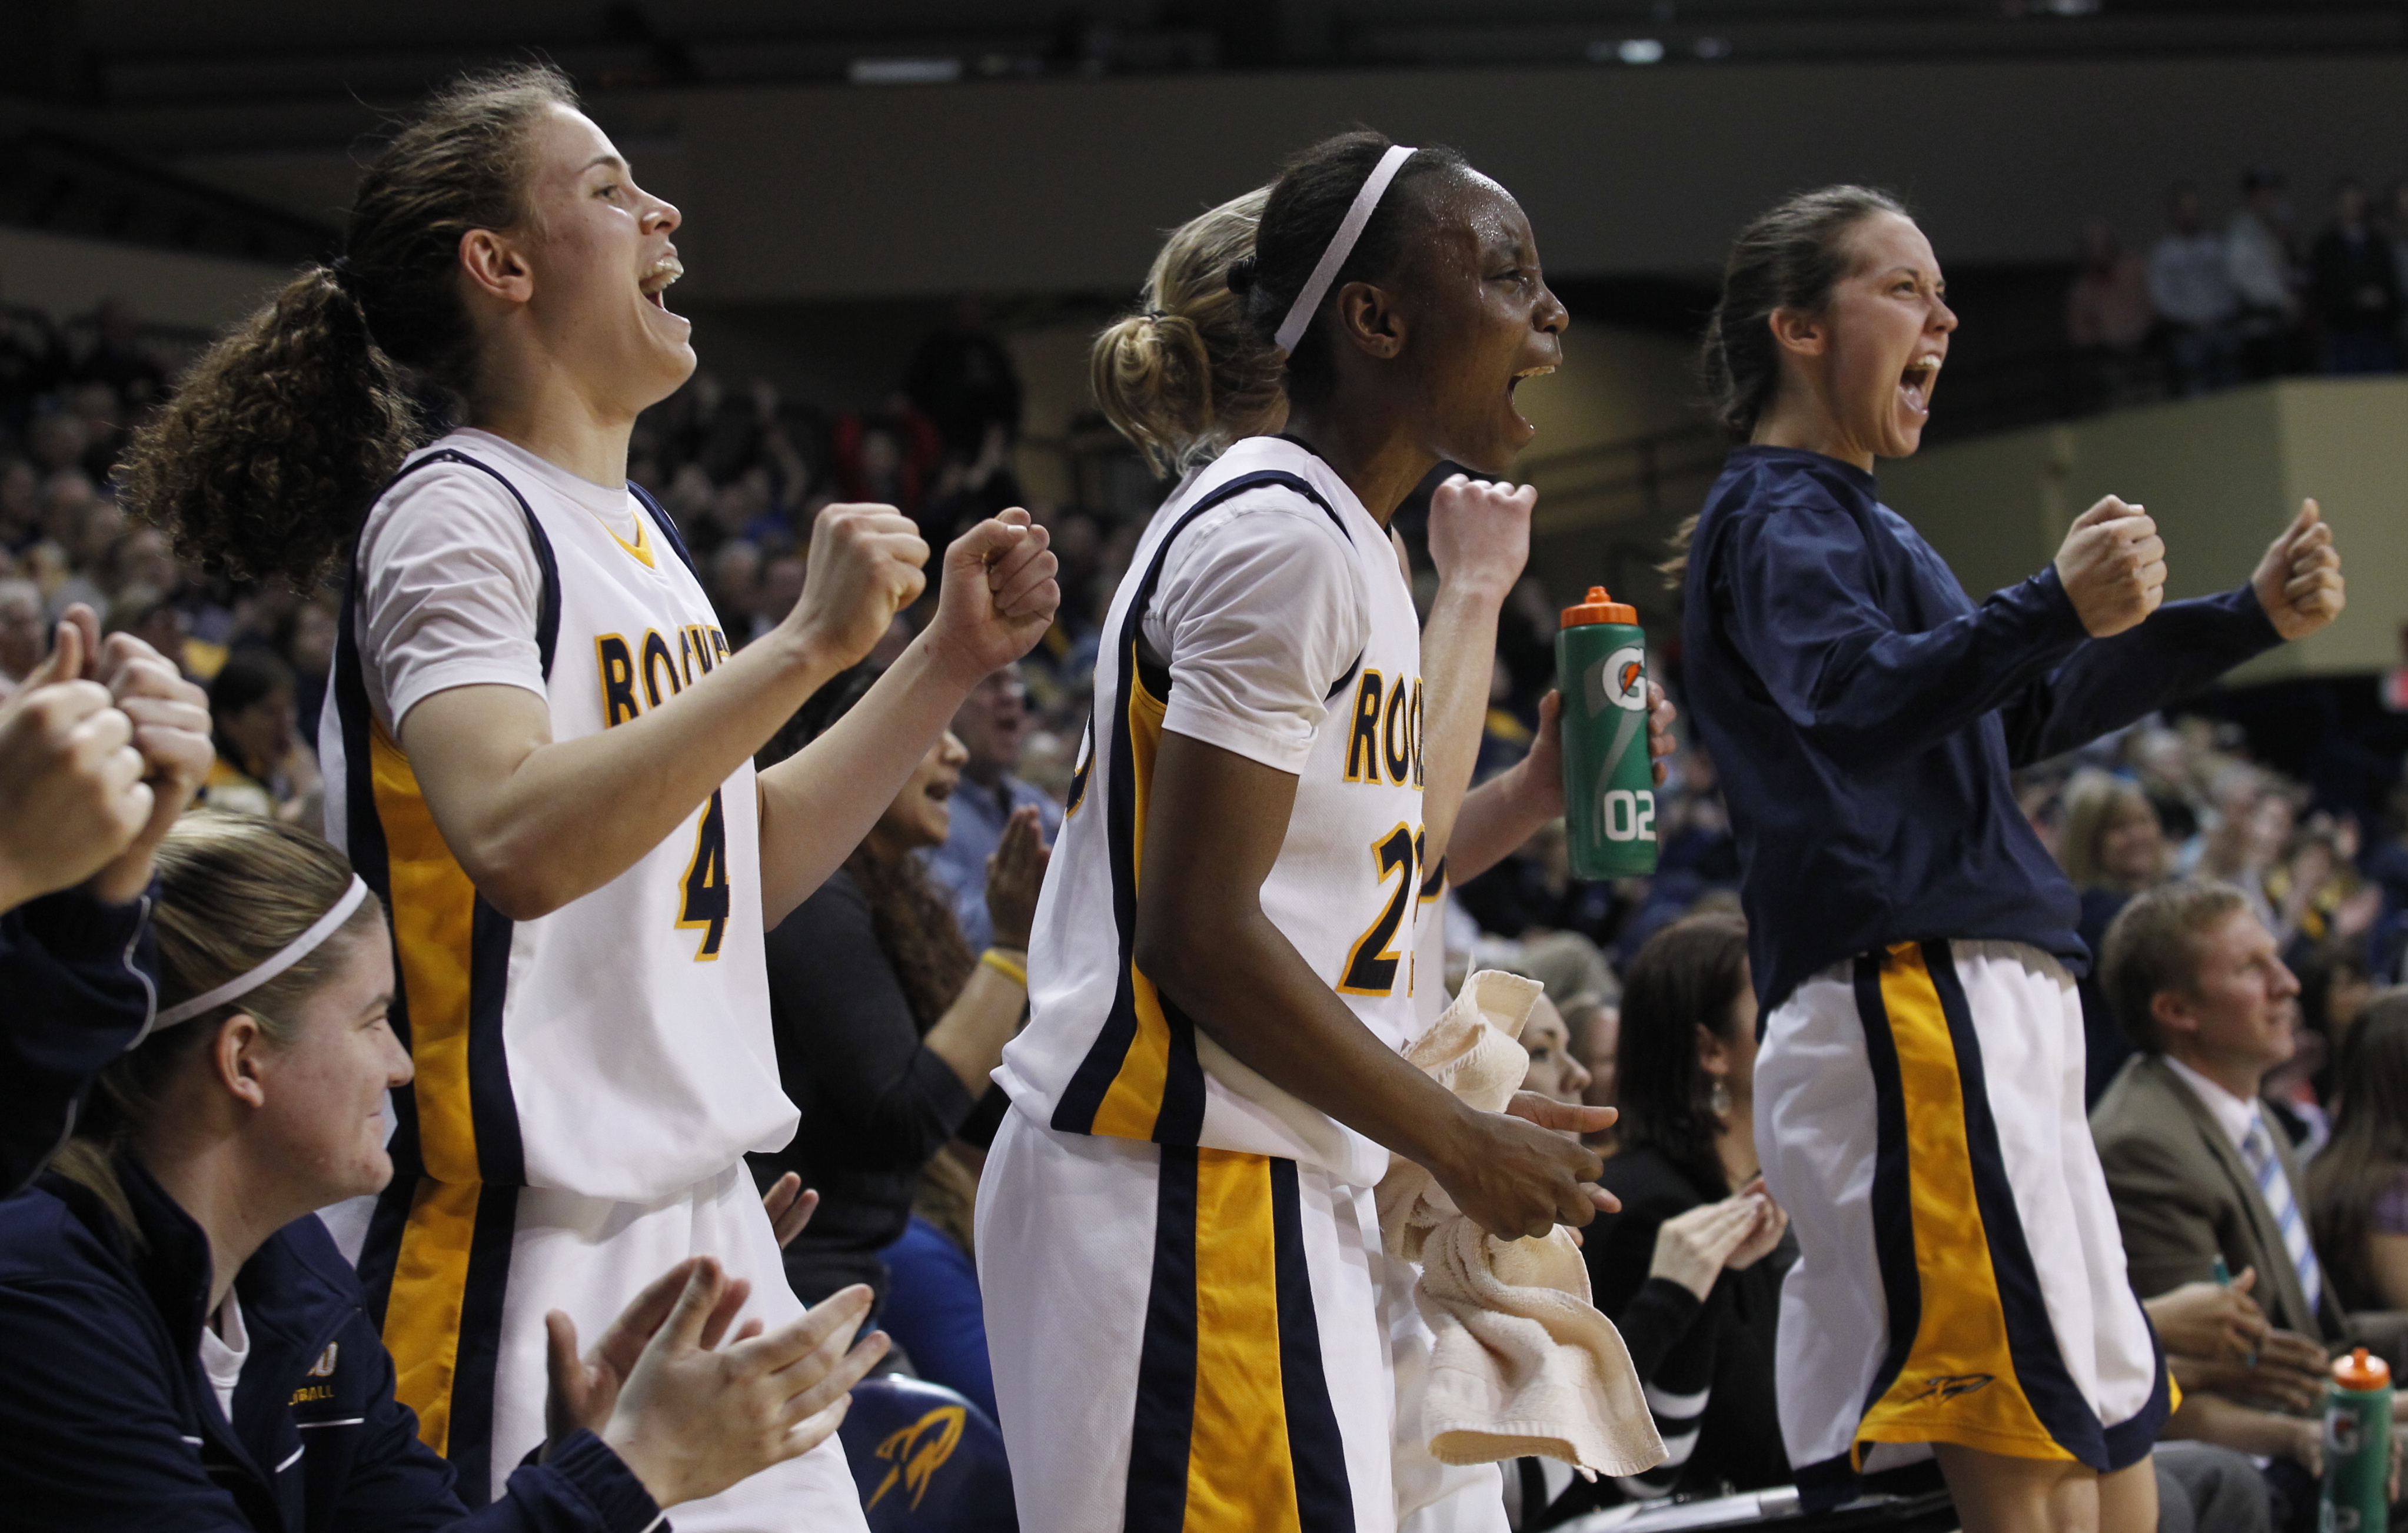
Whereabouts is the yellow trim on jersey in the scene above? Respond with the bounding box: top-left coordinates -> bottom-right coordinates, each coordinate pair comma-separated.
1090,677 -> 1176,1140
371,723 -> 481,1185
1186,1149 -> 1306,1532
596,508 -> 656,568
382,1178 -> 482,1458
367,722 -> 487,1455
1855,945 -> 2076,1464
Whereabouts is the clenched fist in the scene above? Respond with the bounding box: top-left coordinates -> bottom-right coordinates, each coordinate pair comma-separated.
784,504 -> 930,669
2251,498 -> 2344,640
2054,496 -> 2166,637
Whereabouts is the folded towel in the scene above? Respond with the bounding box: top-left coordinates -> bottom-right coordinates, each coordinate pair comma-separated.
1376,970 -> 1664,1478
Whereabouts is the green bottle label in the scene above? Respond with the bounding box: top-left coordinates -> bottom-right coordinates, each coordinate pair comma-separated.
1558,620 -> 1658,880
2321,1385 -> 2393,1531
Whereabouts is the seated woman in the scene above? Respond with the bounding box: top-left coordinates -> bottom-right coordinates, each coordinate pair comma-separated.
2309,992 -> 2408,1313
0,812 -> 886,1531
749,666 -> 1045,1416
1546,912 -> 1791,1522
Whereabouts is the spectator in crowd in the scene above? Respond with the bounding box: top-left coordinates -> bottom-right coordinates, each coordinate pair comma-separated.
0,576 -> 42,696
1556,914 -> 1791,1519
198,649 -> 320,824
2061,769 -> 2173,1100
2308,993 -> 2408,1312
2091,881 -> 2404,1525
2150,182 -> 2240,395
2069,218 -> 2156,405
2299,942 -> 2376,1103
2229,170 -> 2304,380
2309,178 -> 2402,374
2393,180 -> 2408,355
2069,219 -> 2154,354
2092,880 -> 2387,1342
1,810 -> 889,1531
1516,992 -> 1591,1107
906,299 -> 1024,460
747,669 -> 1045,1419
923,662 -> 1060,953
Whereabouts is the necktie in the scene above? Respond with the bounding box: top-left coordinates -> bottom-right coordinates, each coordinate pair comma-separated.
2240,1115 -> 2323,1317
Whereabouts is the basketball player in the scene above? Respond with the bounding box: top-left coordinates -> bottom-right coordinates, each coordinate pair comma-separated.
1675,187 -> 2344,1533
1089,178 -> 1675,1533
123,66 -> 1057,1529
981,132 -> 1628,1533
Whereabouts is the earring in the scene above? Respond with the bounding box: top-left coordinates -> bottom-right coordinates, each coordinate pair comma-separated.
1709,1079 -> 1732,1119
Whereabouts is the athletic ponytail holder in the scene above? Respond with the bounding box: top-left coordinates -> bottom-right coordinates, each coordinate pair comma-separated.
151,876 -> 373,1032
1272,144 -> 1418,356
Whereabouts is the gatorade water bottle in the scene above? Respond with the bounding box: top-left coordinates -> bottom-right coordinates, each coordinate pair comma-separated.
2322,1346 -> 2392,1532
1558,586 -> 1657,880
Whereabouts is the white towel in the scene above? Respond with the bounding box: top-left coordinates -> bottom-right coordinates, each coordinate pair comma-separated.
1376,970 -> 1664,1478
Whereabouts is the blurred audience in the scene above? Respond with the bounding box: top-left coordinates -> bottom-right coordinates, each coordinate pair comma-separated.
2307,993 -> 2408,1313
746,670 -> 1044,1421
922,663 -> 1061,953
1552,914 -> 1792,1521
2309,178 -> 2401,374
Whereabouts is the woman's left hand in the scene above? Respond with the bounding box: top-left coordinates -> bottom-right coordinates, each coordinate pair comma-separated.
922,510 -> 1060,686
761,1172 -> 819,1250
543,1257 -> 757,1453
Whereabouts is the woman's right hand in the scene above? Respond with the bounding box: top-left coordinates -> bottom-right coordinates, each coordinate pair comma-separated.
984,804 -> 1050,949
594,1261 -> 890,1509
783,503 -> 930,669
1649,1191 -> 1777,1302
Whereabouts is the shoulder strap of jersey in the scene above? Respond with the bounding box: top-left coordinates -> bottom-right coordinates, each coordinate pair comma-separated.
369,447 -> 564,679
627,480 -> 701,578
1122,468 -> 1357,699
1047,469 -> 1359,1142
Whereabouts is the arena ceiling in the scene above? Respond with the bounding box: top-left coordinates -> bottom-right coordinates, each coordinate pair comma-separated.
8,0 -> 2406,112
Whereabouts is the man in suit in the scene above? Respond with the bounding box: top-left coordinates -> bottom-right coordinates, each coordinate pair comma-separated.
2093,879 -> 2406,1521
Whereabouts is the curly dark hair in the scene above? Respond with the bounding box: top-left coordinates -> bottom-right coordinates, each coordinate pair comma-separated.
1232,129 -> 1469,408
119,64 -> 578,588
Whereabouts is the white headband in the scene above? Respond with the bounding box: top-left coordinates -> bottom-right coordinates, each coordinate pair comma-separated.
152,876 -> 372,1030
1273,144 -> 1419,356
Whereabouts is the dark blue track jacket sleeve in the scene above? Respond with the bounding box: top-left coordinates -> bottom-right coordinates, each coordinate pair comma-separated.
0,884 -> 155,1194
1718,507 -> 2281,773
1715,508 -> 2088,770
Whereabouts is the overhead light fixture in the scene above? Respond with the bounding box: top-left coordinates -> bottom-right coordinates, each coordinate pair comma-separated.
1589,37 -> 1666,64
848,57 -> 963,85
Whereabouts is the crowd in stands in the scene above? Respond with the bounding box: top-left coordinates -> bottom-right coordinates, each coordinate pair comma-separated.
2071,169 -> 2408,399
8,274 -> 2408,1533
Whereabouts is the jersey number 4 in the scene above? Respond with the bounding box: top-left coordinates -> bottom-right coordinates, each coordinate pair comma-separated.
677,790 -> 731,960
1339,823 -> 1419,997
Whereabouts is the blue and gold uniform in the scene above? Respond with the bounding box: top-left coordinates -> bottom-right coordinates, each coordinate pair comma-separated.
983,437 -> 1425,1532
1681,445 -> 2281,1507
323,431 -> 864,1531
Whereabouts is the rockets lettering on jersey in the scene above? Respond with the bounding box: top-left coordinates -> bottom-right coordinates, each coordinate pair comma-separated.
996,437 -> 1425,1188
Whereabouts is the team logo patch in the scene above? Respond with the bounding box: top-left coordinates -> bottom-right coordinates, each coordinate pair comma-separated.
1901,1372 -> 1995,1404
867,1405 -> 966,1512
1584,644 -> 1649,716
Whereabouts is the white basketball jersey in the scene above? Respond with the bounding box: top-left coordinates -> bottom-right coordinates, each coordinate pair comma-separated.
995,438 -> 1425,1187
324,437 -> 793,1205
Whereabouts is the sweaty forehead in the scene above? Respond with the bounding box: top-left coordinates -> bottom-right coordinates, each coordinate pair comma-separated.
1412,168 -> 1531,260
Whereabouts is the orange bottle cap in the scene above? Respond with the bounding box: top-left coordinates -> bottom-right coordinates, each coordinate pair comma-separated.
2334,1346 -> 2391,1390
1561,586 -> 1638,629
